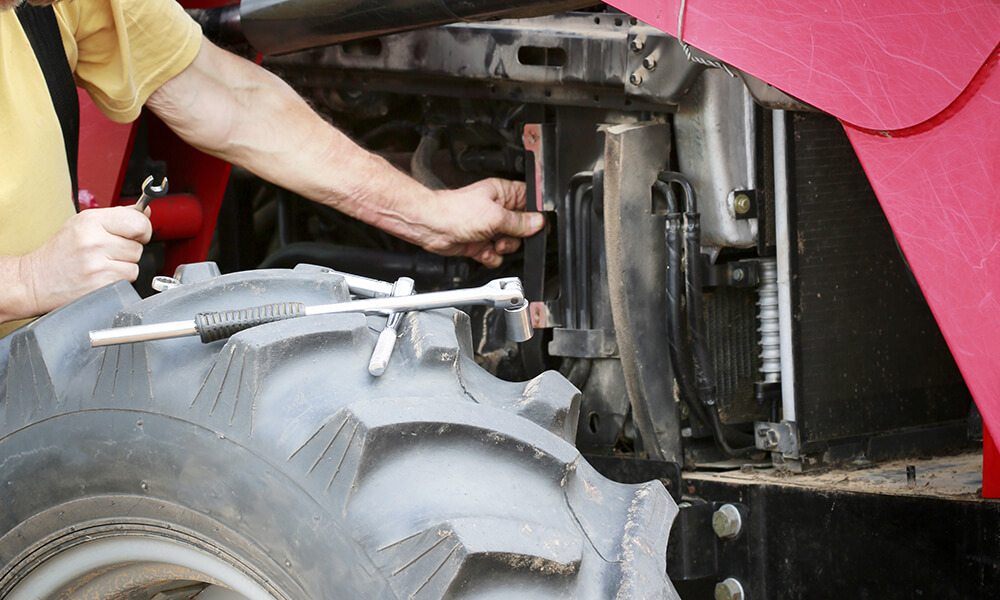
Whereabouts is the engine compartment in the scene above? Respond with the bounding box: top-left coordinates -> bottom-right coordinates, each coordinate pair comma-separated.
188,7 -> 977,473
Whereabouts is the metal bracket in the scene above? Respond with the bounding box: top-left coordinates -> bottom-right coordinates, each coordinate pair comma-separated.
625,25 -> 709,105
754,420 -> 800,459
549,328 -> 619,358
703,257 -> 761,288
523,123 -> 558,212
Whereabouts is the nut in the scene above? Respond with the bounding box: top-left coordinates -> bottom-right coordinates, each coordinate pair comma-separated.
642,56 -> 657,70
715,578 -> 745,600
734,193 -> 752,215
712,504 -> 743,539
732,268 -> 745,282
629,38 -> 644,53
629,72 -> 643,86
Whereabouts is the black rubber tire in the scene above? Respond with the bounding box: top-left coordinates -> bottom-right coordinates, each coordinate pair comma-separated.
0,264 -> 678,599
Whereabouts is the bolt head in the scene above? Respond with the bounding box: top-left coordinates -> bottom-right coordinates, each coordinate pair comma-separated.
715,578 -> 746,600
630,38 -> 644,53
629,72 -> 643,86
734,193 -> 752,214
642,56 -> 657,70
712,504 -> 743,539
732,268 -> 745,282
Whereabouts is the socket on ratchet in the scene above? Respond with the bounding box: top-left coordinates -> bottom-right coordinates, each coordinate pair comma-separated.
88,277 -> 533,347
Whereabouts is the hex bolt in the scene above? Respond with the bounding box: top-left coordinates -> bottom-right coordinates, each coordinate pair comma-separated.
734,193 -> 752,214
630,38 -> 644,53
629,72 -> 643,86
715,577 -> 746,600
732,268 -> 745,283
642,56 -> 657,70
712,504 -> 743,539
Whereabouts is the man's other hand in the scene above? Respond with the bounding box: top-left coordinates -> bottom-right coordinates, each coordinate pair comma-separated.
20,207 -> 152,317
418,178 -> 546,268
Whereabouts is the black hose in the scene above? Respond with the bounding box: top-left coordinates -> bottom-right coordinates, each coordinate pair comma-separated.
563,172 -> 594,329
653,181 -> 708,429
574,184 -> 593,330
259,242 -> 470,286
658,172 -> 757,456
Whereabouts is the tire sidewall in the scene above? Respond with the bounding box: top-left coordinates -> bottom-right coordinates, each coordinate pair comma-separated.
0,408 -> 394,598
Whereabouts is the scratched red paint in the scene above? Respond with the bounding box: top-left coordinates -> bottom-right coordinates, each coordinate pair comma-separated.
844,48 -> 1000,457
522,124 -> 546,212
606,0 -> 1000,131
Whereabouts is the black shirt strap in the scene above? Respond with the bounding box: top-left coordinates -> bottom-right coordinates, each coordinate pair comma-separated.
17,2 -> 80,212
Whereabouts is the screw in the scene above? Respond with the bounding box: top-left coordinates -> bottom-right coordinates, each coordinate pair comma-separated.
629,72 -> 643,86
642,56 -> 657,70
630,38 -> 644,53
715,578 -> 745,600
756,426 -> 778,449
734,193 -> 752,214
525,130 -> 539,145
732,268 -> 745,282
712,504 -> 743,539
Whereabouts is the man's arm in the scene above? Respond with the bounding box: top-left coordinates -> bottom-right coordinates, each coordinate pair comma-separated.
146,38 -> 544,267
0,207 -> 152,322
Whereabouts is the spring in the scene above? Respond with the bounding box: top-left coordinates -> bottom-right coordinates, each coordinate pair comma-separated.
757,258 -> 781,383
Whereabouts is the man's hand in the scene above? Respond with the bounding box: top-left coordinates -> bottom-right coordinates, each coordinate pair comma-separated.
415,179 -> 545,268
15,207 -> 151,318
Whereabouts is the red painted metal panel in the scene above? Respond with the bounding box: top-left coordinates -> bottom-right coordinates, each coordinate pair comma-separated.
146,114 -> 232,273
606,0 -> 1000,131
77,90 -> 136,210
985,427 -> 999,499
843,49 -> 1000,451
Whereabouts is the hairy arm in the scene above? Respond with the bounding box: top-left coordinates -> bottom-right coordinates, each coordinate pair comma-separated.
146,39 -> 543,266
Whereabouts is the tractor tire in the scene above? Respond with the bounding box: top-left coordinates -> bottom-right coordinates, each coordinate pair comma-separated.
0,264 -> 678,599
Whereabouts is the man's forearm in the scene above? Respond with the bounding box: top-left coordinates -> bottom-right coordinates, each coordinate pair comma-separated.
146,39 -> 439,247
0,255 -> 37,323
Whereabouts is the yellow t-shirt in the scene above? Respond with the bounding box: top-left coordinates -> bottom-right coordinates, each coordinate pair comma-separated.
0,0 -> 202,336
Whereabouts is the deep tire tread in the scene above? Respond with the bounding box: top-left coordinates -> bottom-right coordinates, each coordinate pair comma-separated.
0,267 -> 677,599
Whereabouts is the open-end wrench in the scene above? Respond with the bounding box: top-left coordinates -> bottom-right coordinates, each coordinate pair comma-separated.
88,277 -> 533,347
133,176 -> 169,212
368,277 -> 415,376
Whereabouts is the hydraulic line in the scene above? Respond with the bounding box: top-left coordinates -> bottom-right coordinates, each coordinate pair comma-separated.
653,181 -> 708,429
658,171 -> 756,456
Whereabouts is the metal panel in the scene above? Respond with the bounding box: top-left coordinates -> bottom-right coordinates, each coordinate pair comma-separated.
603,121 -> 681,462
673,70 -> 758,248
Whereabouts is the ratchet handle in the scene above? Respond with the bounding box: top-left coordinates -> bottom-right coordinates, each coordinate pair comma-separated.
195,302 -> 305,343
